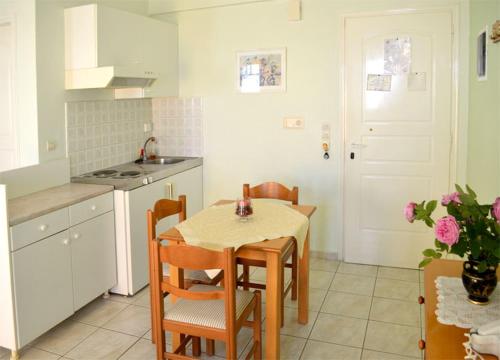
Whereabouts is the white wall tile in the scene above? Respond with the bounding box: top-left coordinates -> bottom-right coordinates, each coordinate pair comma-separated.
67,99 -> 153,176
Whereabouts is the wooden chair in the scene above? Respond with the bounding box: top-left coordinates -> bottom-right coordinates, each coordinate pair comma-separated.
150,241 -> 262,360
241,182 -> 299,326
147,195 -> 224,353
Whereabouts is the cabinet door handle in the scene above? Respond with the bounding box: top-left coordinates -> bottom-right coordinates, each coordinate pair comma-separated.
90,205 -> 97,211
62,239 -> 70,245
165,183 -> 173,200
73,233 -> 80,240
39,224 -> 48,231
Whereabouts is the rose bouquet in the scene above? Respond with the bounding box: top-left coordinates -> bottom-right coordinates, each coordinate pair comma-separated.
405,185 -> 500,271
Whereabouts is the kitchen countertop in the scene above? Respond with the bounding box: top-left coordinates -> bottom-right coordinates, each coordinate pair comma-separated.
71,157 -> 203,191
8,183 -> 114,226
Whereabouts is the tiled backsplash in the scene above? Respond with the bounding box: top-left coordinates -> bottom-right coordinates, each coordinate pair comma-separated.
152,97 -> 203,157
66,99 -> 152,176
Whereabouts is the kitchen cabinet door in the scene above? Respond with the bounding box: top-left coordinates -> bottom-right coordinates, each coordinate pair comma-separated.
11,231 -> 73,347
70,211 -> 116,310
142,19 -> 179,98
165,166 -> 203,217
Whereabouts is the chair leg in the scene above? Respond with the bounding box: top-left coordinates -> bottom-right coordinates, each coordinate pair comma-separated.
192,337 -> 201,356
291,244 -> 298,301
225,332 -> 237,360
280,265 -> 285,328
243,265 -> 250,290
155,324 -> 166,360
254,291 -> 262,360
206,339 -> 215,356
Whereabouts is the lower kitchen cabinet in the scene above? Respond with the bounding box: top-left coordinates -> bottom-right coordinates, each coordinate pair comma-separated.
70,211 -> 116,310
6,191 -> 116,349
11,231 -> 74,347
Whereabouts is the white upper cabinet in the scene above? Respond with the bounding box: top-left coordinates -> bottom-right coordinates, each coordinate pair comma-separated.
64,4 -> 178,97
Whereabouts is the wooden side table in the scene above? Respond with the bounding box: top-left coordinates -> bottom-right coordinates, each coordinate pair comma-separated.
422,259 -> 500,359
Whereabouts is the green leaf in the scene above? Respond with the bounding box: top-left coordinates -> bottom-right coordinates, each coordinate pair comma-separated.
419,258 -> 433,268
423,249 -> 437,257
435,239 -> 449,252
477,261 -> 488,273
465,185 -> 477,199
426,200 -> 437,214
455,184 -> 465,195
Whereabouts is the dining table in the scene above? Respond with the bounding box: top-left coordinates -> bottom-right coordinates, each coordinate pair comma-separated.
158,200 -> 317,360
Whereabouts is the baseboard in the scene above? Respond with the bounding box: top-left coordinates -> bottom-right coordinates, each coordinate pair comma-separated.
310,250 -> 339,261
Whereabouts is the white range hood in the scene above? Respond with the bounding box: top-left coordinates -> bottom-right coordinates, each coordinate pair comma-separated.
65,66 -> 157,90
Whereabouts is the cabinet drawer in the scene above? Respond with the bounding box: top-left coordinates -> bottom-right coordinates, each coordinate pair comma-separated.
69,192 -> 113,226
10,208 -> 69,251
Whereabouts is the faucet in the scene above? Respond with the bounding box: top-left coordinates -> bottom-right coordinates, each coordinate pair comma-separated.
142,137 -> 156,161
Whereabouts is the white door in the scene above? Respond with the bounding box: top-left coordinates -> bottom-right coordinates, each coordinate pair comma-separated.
0,20 -> 18,171
344,12 -> 454,268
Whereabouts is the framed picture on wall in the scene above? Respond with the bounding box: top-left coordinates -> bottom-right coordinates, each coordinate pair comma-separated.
236,48 -> 286,93
477,27 -> 487,81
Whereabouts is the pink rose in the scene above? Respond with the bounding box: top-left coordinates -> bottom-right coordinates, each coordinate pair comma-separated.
404,202 -> 417,223
492,197 -> 500,223
441,192 -> 462,206
435,216 -> 460,246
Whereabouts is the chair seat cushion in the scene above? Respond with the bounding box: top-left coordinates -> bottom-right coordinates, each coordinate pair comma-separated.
164,285 -> 254,329
163,265 -> 221,283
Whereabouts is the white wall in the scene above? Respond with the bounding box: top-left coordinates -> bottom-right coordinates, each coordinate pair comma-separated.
162,0 -> 469,256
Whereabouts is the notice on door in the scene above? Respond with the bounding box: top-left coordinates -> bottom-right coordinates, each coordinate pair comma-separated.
384,37 -> 411,75
367,74 -> 392,91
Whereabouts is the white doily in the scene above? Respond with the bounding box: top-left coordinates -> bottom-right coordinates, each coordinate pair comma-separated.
435,276 -> 500,329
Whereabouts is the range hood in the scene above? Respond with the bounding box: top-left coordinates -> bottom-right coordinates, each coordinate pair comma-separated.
65,66 -> 157,90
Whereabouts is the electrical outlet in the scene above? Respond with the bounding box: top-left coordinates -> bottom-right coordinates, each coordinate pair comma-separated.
283,117 -> 304,129
144,123 -> 152,132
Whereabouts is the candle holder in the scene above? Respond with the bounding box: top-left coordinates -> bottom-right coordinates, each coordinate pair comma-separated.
235,197 -> 253,221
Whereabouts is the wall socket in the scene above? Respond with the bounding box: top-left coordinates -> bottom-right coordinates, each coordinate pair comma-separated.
46,141 -> 56,152
283,117 -> 304,129
144,123 -> 152,132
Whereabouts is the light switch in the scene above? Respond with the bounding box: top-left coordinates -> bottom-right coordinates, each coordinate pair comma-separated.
46,141 -> 56,151
283,117 -> 304,129
144,123 -> 152,132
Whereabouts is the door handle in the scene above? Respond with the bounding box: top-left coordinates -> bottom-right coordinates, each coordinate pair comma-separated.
165,183 -> 173,200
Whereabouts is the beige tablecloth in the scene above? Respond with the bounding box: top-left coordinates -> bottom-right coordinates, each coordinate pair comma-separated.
175,200 -> 309,257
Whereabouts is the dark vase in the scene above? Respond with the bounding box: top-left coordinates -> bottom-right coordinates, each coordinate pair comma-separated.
462,261 -> 498,305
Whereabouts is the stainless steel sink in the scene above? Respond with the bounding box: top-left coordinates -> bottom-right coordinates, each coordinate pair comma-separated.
142,157 -> 185,165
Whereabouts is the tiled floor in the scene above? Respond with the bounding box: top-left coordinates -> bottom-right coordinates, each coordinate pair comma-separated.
0,259 -> 425,360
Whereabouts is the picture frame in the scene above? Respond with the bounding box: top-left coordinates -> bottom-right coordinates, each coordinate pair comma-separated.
477,27 -> 488,81
236,48 -> 286,93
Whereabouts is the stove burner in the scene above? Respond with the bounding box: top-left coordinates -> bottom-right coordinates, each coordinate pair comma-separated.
115,171 -> 142,178
92,170 -> 118,178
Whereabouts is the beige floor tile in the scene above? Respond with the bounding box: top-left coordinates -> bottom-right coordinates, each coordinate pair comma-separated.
337,263 -> 378,277
310,313 -> 367,348
374,278 -> 420,302
19,347 -> 60,360
72,299 -> 128,327
199,327 -> 252,358
119,338 -> 155,360
32,319 -> 97,355
370,297 -> 420,327
241,333 -> 306,360
142,330 -> 173,345
321,291 -> 371,319
377,267 -> 419,282
132,288 -> 151,308
102,305 -> 151,337
362,349 -> 419,360
300,340 -> 362,360
250,267 -> 291,284
272,307 -> 318,338
364,321 -> 421,358
309,270 -> 334,289
284,288 -> 327,312
330,273 -> 376,296
310,258 -> 340,272
65,328 -> 138,360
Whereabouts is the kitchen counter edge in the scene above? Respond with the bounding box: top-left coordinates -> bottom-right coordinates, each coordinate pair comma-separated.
8,183 -> 114,226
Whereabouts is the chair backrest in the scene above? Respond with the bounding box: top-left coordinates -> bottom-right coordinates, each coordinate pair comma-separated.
243,182 -> 299,205
151,241 -> 237,329
147,195 -> 187,243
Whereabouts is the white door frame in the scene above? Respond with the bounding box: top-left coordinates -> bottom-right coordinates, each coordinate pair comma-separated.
337,6 -> 466,261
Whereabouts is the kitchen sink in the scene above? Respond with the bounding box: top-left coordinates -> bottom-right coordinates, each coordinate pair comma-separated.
141,157 -> 185,165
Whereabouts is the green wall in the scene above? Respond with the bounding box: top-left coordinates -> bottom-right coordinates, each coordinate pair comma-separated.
467,0 -> 500,201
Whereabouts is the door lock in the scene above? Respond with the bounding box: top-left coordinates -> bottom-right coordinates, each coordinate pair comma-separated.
350,152 -> 355,159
